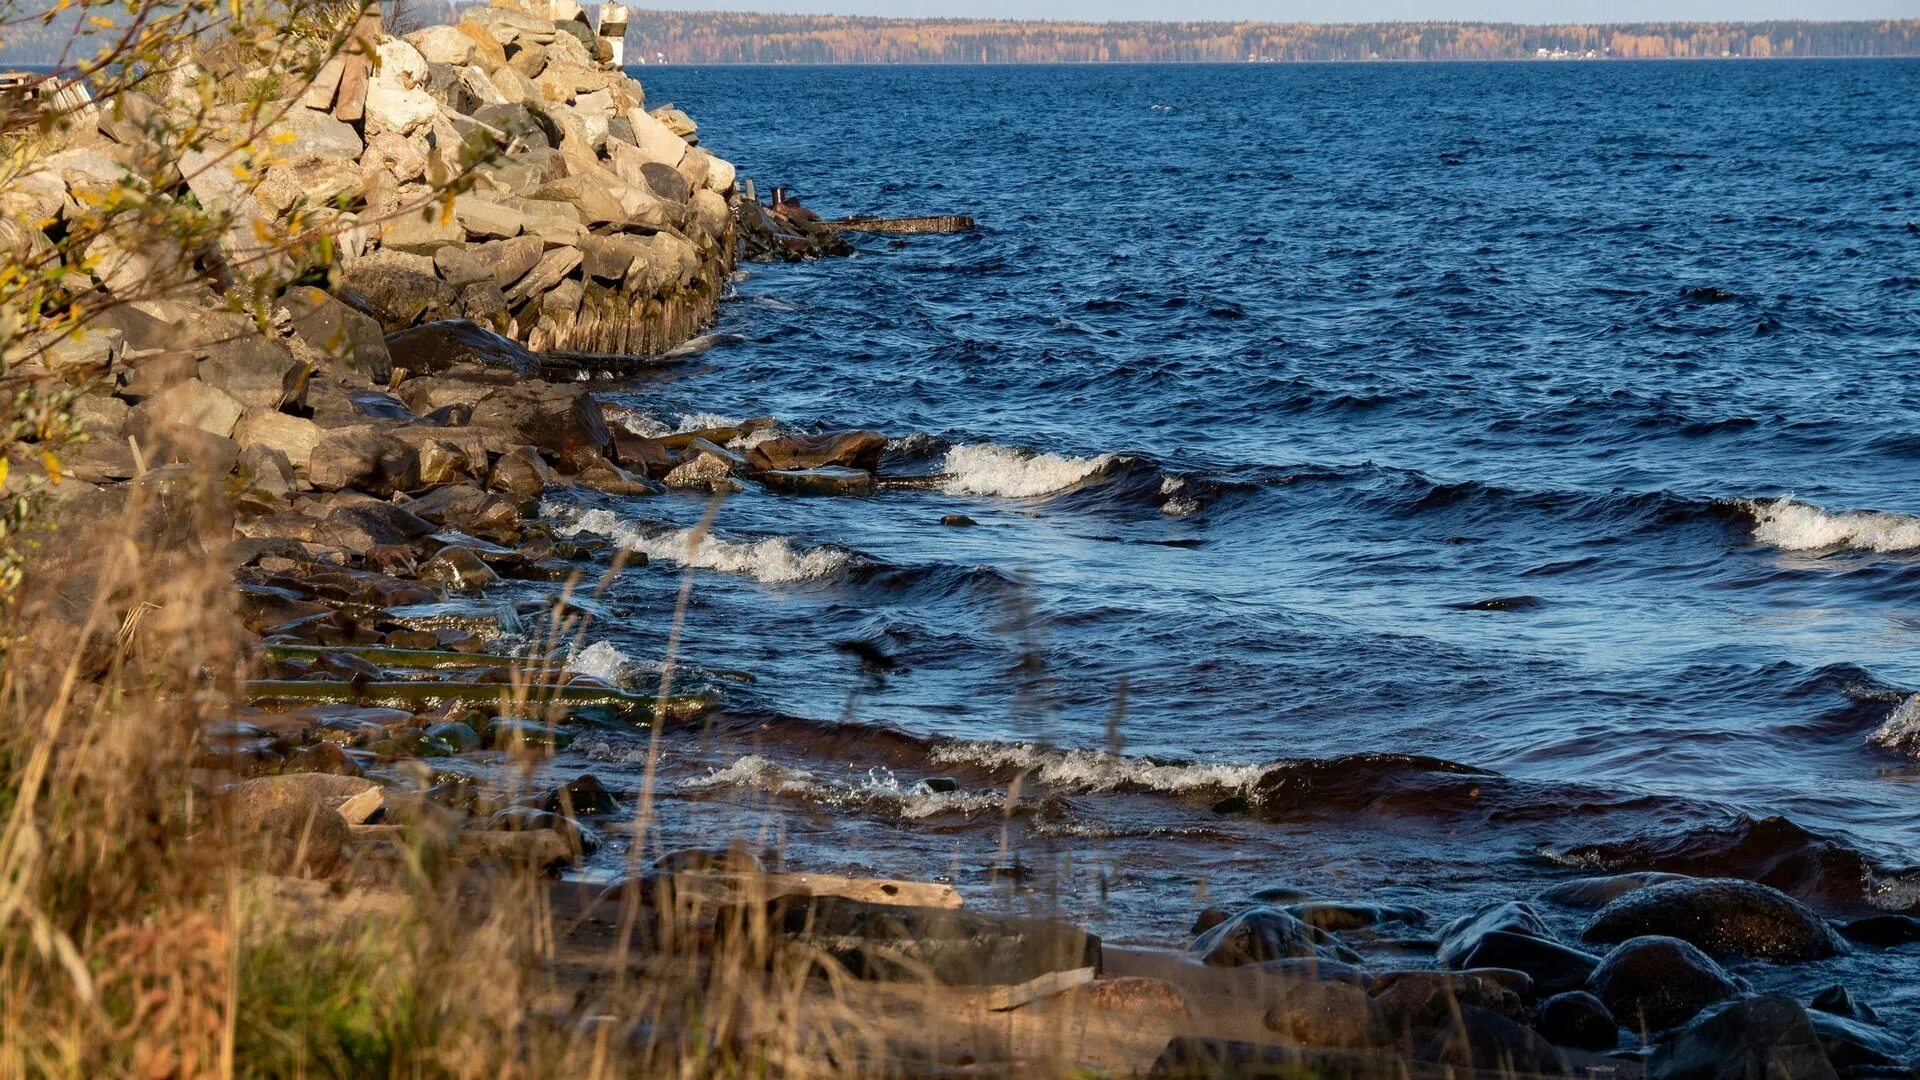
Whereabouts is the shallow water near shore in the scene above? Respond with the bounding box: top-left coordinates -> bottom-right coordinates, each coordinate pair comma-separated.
534,60 -> 1915,1035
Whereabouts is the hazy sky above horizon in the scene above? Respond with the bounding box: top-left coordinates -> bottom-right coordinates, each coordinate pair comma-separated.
673,0 -> 1920,22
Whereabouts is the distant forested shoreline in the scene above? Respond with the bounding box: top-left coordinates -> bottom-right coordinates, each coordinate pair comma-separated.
620,13 -> 1920,65
3,7 -> 1916,66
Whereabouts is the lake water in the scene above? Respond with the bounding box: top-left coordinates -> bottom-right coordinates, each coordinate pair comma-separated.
532,60 -> 1920,1036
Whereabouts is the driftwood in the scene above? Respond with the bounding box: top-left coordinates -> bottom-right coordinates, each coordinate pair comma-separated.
825,215 -> 975,235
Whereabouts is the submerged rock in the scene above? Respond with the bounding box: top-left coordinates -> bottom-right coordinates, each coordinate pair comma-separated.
726,895 -> 1099,985
1582,877 -> 1846,962
1189,906 -> 1360,967
1456,929 -> 1600,996
1587,935 -> 1741,1033
759,466 -> 876,497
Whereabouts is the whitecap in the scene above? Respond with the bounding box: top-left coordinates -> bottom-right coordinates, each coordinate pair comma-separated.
939,443 -> 1114,498
545,503 -> 860,584
1870,693 -> 1920,759
928,741 -> 1268,794
682,756 -> 1004,818
1746,497 -> 1920,553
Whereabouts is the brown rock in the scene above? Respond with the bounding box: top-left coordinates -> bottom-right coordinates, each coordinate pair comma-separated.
488,445 -> 554,497
282,286 -> 394,386
234,410 -> 324,469
747,430 -> 889,473
468,234 -> 545,290
1071,977 -> 1190,1019
307,426 -> 423,496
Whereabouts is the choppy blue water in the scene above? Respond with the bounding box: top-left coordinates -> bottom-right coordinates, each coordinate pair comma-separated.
543,60 -> 1920,1026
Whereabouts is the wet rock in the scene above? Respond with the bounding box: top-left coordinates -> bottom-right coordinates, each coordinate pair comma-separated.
1191,907 -> 1231,936
538,773 -> 619,816
1417,1005 -> 1572,1075
1190,906 -> 1360,967
1835,913 -> 1920,947
941,514 -> 976,527
417,546 -> 498,590
1563,814 -> 1875,904
1647,995 -> 1837,1080
759,466 -> 876,497
1587,935 -> 1741,1033
726,895 -> 1100,986
1807,1010 -> 1905,1072
746,429 -> 887,472
1808,984 -> 1880,1025
575,460 -> 658,496
1582,877 -> 1846,962
1262,979 -> 1384,1048
483,717 -> 573,750
1371,969 -> 1531,1031
386,319 -> 541,378
1458,929 -> 1601,995
283,741 -> 363,777
663,438 -> 743,490
488,806 -> 600,856
1436,899 -> 1552,969
1537,871 -> 1689,909
1282,902 -> 1429,932
489,445 -> 555,498
1537,990 -> 1618,1052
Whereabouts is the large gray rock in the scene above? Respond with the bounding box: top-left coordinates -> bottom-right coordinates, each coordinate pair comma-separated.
306,426 -> 422,496
342,266 -> 460,331
468,234 -> 545,290
1582,878 -> 1846,962
219,774 -> 376,878
365,39 -> 438,136
468,382 -> 612,468
233,409 -> 324,469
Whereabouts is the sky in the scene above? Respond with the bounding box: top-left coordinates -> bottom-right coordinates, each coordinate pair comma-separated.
669,0 -> 1920,22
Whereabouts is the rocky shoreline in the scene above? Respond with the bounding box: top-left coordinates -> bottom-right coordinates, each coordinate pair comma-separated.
5,5 -> 1919,1076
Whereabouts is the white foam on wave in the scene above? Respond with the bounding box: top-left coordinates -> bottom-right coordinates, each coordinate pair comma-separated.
1870,693 -> 1920,760
567,641 -> 665,687
612,411 -> 782,451
1746,497 -> 1920,553
546,503 -> 860,585
928,741 -> 1268,794
939,443 -> 1114,498
682,755 -> 1004,819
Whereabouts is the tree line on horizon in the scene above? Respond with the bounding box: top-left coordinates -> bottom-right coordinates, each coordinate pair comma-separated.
619,12 -> 1920,64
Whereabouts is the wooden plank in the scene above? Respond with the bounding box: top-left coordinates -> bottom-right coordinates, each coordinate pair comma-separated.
986,966 -> 1096,1011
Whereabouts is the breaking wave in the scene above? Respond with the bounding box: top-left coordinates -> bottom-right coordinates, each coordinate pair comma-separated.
681,755 -> 1008,819
545,504 -> 863,584
938,442 -> 1116,498
1870,693 -> 1920,760
1743,497 -> 1920,553
928,740 -> 1270,794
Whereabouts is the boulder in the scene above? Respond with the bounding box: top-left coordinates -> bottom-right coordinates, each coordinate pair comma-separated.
1806,1009 -> 1905,1071
1371,970 -> 1531,1032
365,39 -> 438,136
197,335 -> 308,412
1189,906 -> 1358,967
662,439 -> 743,490
471,382 -> 612,469
1807,984 -> 1879,1025
433,246 -> 494,288
488,445 -> 555,498
236,444 -> 295,498
1536,990 -> 1618,1052
407,24 -> 477,65
341,266 -> 460,332
688,187 -> 731,240
454,20 -> 509,68
282,286 -> 394,386
233,410 -> 324,469
1417,1006 -> 1572,1076
1457,930 -> 1600,996
746,430 -> 888,473
265,106 -> 365,161
580,232 -> 651,281
453,193 -> 527,239
380,205 -> 467,254
418,545 -> 498,590
1647,995 -> 1837,1080
1436,900 -> 1552,969
306,426 -> 422,496
468,234 -> 545,289
504,245 -> 583,304
385,320 -> 540,378
131,378 -> 244,439
1587,936 -> 1740,1033
1582,878 -> 1846,962
638,160 -> 690,203
720,895 -> 1099,986
1261,979 -> 1384,1048
219,774 -> 376,877
1835,914 -> 1920,946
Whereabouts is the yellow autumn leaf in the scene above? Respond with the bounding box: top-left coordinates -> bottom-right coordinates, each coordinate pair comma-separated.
41,452 -> 60,485
0,458 -> 10,489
